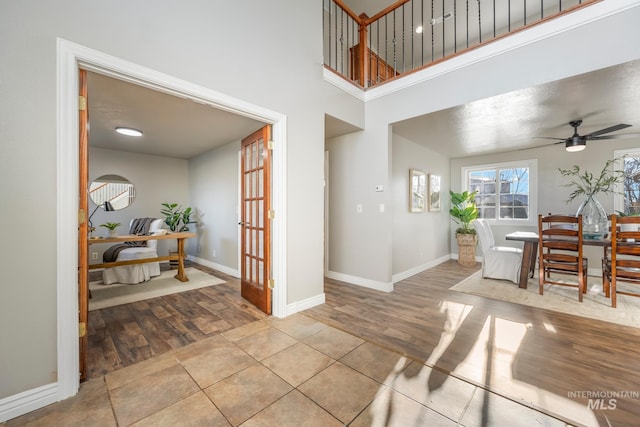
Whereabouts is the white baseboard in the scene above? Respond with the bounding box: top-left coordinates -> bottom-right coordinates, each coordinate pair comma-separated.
391,254 -> 452,283
285,293 -> 326,317
188,255 -> 240,278
0,383 -> 58,423
326,271 -> 394,292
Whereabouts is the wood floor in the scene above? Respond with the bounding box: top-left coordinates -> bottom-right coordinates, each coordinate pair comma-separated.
88,260 -> 640,425
87,263 -> 267,379
306,260 -> 640,426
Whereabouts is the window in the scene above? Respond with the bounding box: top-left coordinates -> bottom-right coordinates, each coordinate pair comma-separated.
463,159 -> 537,225
614,149 -> 640,215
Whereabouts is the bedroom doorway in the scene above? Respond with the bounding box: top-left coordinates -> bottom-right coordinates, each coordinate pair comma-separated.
67,49 -> 287,383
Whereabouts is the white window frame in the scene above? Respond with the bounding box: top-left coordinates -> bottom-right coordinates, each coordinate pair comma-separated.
614,148 -> 640,214
462,159 -> 538,227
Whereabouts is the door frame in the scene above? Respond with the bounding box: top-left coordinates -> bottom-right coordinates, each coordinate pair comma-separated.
56,38 -> 288,399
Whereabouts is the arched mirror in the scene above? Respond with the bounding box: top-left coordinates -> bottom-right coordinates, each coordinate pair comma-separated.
89,174 -> 135,210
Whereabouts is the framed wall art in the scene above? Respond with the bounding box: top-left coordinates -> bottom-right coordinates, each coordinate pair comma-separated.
409,169 -> 426,212
428,173 -> 441,212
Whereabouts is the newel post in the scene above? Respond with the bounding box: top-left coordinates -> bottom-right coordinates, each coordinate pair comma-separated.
358,13 -> 369,88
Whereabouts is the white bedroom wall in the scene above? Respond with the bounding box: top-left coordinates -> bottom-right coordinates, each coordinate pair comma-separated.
189,140 -> 242,275
88,147 -> 190,261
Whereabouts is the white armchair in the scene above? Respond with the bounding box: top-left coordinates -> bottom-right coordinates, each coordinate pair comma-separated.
473,219 -> 523,284
103,218 -> 164,285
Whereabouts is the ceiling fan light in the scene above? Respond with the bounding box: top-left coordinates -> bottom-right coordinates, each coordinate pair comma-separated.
116,127 -> 143,137
565,138 -> 586,152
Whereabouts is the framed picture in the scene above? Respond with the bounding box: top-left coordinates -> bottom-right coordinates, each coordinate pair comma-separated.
428,174 -> 441,212
409,169 -> 426,212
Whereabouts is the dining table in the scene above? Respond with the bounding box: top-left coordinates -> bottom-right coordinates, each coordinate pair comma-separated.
505,230 -> 609,289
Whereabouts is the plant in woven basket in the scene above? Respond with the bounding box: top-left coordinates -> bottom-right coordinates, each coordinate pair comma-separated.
449,190 -> 478,235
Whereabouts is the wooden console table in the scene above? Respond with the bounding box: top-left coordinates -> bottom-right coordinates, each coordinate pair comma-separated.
88,232 -> 196,282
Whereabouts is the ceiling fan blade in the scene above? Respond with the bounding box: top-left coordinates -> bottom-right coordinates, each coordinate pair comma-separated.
588,132 -> 640,140
516,141 -> 562,152
585,123 -> 631,138
532,136 -> 565,141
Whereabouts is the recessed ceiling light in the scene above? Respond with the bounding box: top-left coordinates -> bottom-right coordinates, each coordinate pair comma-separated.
116,127 -> 143,137
416,25 -> 423,34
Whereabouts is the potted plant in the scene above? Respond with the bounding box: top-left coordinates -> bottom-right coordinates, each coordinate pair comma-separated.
161,202 -> 195,232
100,222 -> 122,238
558,158 -> 623,239
161,203 -> 195,269
449,190 -> 479,266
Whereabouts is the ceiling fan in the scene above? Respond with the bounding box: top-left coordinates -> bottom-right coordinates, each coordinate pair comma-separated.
537,119 -> 635,152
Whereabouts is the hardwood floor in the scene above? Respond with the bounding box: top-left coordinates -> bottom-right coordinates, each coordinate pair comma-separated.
88,259 -> 640,425
305,260 -> 640,426
87,263 -> 267,379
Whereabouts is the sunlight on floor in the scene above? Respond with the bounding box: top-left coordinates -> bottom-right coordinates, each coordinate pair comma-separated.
450,310 -> 599,426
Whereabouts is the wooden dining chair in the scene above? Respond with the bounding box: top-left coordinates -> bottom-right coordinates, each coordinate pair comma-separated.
538,214 -> 588,302
603,214 -> 640,308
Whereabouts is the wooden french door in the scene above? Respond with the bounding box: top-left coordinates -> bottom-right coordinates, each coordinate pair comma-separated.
78,69 -> 90,380
240,126 -> 272,314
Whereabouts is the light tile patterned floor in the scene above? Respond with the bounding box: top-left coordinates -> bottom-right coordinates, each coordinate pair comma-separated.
5,314 -> 567,426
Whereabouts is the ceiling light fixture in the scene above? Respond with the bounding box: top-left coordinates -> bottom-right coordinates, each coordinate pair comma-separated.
565,136 -> 586,152
116,127 -> 143,137
415,25 -> 423,34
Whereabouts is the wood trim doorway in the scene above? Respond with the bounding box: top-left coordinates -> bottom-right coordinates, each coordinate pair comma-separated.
59,40 -> 288,400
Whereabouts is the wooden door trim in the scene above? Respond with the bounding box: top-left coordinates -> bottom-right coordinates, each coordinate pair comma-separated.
78,69 -> 89,381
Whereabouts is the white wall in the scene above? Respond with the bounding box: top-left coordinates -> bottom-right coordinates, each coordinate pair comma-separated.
189,141 -> 241,274
392,134 -> 451,278
0,0 -> 356,404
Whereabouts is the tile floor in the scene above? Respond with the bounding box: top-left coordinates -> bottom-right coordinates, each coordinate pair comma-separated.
5,314 -> 568,426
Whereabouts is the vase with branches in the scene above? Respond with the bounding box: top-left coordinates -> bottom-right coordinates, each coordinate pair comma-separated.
558,158 -> 623,239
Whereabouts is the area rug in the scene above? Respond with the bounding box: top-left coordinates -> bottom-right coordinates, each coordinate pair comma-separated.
450,272 -> 640,328
89,268 -> 225,311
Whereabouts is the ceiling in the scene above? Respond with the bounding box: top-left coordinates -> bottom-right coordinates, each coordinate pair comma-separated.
393,58 -> 640,158
87,72 -> 265,159
87,0 -> 640,160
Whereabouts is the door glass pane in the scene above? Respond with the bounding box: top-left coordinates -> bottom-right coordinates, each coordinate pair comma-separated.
258,168 -> 263,198
258,138 -> 264,167
244,147 -> 251,172
251,170 -> 257,198
258,200 -> 264,228
251,142 -> 257,169
258,260 -> 264,285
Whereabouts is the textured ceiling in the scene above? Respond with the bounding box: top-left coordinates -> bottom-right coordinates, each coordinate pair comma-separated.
87,72 -> 265,159
392,59 -> 640,158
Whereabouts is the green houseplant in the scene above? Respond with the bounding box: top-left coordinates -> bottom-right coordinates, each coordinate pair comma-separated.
449,190 -> 478,266
100,222 -> 121,238
558,158 -> 623,239
449,190 -> 478,235
161,203 -> 194,232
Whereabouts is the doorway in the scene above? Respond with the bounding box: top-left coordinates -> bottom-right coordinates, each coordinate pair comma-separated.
57,39 -> 287,398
